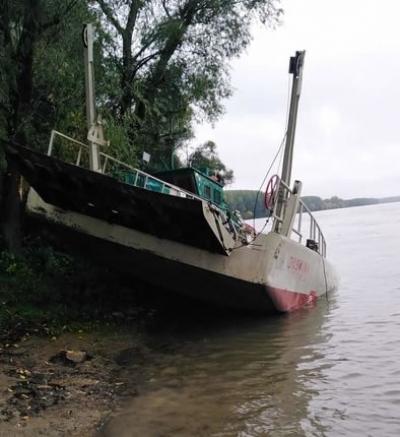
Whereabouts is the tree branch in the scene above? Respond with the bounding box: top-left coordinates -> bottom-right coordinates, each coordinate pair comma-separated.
122,0 -> 145,70
132,50 -> 162,74
126,0 -> 142,37
161,0 -> 172,18
131,32 -> 158,63
148,1 -> 199,86
96,0 -> 124,35
39,0 -> 80,33
0,0 -> 12,49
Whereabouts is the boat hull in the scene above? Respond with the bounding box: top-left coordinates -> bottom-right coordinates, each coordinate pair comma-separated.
25,188 -> 337,313
6,144 -> 234,255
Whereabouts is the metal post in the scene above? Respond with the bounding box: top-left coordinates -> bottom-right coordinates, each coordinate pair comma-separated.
281,51 -> 305,188
297,203 -> 303,242
48,130 -> 56,156
76,147 -> 82,166
280,180 -> 302,238
83,24 -> 101,172
274,51 -> 306,232
102,156 -> 109,173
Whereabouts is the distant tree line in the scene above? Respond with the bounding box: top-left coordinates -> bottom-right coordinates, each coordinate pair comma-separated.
225,191 -> 400,218
301,195 -> 400,211
224,190 -> 268,219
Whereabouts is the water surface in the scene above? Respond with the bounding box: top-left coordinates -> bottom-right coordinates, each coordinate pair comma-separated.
101,202 -> 400,436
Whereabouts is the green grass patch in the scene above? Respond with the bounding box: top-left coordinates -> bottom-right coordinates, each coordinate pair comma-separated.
0,237 -> 145,341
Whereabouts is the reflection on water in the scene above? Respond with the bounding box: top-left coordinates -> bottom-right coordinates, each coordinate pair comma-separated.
101,202 -> 400,436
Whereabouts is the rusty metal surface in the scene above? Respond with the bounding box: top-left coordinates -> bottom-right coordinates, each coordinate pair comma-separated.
6,144 -> 227,254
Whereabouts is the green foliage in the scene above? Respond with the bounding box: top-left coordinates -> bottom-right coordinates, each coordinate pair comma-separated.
301,196 -> 326,212
187,140 -> 234,184
0,243 -> 74,303
0,0 -> 281,178
0,146 -> 5,174
92,0 -> 282,164
0,251 -> 38,292
0,1 -> 89,141
103,115 -> 138,167
31,3 -> 96,148
0,239 -> 142,333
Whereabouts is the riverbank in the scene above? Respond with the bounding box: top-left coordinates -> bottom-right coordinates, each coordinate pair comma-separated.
0,236 -> 268,436
0,239 -> 173,436
0,327 -> 153,436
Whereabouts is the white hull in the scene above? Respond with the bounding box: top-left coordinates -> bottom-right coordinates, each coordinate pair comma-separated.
27,189 -> 337,313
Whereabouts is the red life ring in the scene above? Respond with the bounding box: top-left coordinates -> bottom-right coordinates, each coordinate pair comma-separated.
264,174 -> 280,210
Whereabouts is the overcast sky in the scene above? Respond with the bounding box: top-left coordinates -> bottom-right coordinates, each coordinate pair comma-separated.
194,0 -> 400,199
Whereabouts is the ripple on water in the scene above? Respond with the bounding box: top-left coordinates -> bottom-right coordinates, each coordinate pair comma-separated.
99,203 -> 400,437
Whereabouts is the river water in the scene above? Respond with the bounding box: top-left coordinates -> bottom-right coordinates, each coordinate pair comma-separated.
101,202 -> 400,436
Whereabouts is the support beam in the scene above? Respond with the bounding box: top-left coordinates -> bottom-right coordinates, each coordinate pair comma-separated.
280,180 -> 302,238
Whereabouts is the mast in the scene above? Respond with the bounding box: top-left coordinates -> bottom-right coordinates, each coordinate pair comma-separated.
274,51 -> 305,232
281,50 -> 305,187
83,23 -> 102,172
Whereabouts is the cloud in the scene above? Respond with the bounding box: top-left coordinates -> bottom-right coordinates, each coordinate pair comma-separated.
193,0 -> 400,198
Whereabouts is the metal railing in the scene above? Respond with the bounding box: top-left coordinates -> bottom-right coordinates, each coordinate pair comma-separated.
47,130 -> 326,254
47,130 -> 204,202
272,180 -> 327,257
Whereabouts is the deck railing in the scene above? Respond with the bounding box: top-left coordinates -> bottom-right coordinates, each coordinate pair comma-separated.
47,130 -> 204,202
272,179 -> 327,257
47,130 -> 326,253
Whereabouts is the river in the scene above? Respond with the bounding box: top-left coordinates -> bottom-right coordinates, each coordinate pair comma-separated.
100,202 -> 400,436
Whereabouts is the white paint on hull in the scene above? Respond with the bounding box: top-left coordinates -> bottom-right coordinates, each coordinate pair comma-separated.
27,189 -> 337,311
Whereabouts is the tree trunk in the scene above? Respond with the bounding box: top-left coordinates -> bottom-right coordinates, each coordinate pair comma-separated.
0,160 -> 21,254
132,2 -> 197,125
0,0 -> 40,252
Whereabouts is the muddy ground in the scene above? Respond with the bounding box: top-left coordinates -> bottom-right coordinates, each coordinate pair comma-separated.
0,295 -> 220,437
0,241 -> 195,436
0,242 -> 227,436
0,323 -> 160,436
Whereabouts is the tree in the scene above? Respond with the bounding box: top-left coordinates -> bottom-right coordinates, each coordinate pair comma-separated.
0,0 -> 282,251
224,189 -> 267,219
301,196 -> 325,212
92,0 -> 282,165
187,140 -> 233,184
324,196 -> 345,210
0,0 -> 86,252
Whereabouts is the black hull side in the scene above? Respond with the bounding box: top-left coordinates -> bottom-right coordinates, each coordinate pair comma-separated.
6,144 -> 226,254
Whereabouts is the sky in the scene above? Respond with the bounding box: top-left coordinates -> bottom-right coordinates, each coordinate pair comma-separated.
193,0 -> 400,199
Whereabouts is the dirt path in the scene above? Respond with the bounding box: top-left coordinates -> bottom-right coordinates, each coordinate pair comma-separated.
0,328 -> 153,436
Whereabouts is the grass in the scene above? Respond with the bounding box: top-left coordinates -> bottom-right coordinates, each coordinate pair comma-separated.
0,237 -> 151,342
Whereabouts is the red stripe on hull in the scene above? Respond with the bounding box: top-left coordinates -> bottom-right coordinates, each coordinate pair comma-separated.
267,286 -> 318,312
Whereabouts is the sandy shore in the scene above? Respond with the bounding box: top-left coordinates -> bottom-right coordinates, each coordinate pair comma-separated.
0,327 -> 154,437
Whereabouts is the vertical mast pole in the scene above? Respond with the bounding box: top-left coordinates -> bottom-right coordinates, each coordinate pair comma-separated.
274,51 -> 305,231
83,23 -> 101,172
281,50 -> 305,188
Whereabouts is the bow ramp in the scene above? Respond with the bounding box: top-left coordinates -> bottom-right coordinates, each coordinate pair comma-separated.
6,144 -> 235,255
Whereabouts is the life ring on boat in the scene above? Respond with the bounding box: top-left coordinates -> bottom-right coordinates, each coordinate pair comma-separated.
264,174 -> 280,210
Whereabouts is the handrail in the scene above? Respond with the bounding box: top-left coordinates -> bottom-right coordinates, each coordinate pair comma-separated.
47,130 -> 205,203
272,179 -> 327,257
47,130 -> 325,253
47,130 -> 88,156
